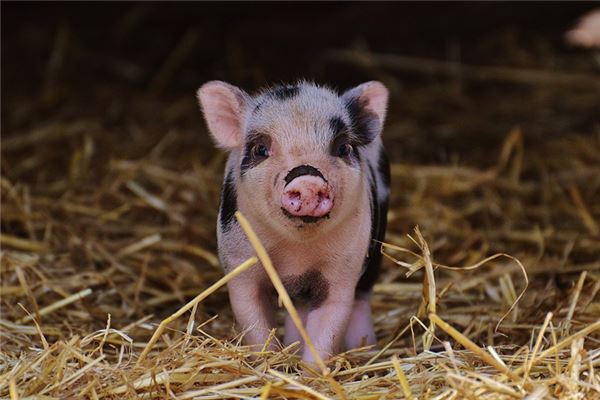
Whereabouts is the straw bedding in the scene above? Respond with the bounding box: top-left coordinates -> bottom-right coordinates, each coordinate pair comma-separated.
2,7 -> 600,398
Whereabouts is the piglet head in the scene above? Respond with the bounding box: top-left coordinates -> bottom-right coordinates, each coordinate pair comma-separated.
197,80 -> 388,239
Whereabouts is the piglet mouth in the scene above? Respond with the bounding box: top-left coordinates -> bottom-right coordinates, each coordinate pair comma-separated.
281,208 -> 331,224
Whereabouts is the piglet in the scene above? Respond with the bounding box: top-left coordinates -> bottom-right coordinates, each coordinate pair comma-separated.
197,80 -> 390,364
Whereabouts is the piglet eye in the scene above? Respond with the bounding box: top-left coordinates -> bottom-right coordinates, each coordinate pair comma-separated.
336,143 -> 353,158
252,143 -> 270,158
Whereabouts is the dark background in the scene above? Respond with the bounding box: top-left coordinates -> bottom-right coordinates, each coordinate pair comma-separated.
2,2 -> 596,93
3,2 -> 599,167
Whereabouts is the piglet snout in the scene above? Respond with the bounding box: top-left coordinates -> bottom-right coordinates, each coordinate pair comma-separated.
281,176 -> 333,218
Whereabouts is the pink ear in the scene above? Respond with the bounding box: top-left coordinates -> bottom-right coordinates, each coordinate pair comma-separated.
197,81 -> 250,149
342,81 -> 389,144
345,81 -> 389,124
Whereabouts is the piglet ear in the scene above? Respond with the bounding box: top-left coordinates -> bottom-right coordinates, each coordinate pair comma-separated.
342,81 -> 389,144
197,81 -> 251,149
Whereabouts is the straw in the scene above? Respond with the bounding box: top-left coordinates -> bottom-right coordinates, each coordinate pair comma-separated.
391,355 -> 414,400
17,288 -> 93,324
137,256 -> 258,364
428,313 -> 529,389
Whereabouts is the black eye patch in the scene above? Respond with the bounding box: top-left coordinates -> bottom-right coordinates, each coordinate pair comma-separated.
240,133 -> 271,176
328,117 -> 360,165
330,133 -> 360,165
345,96 -> 380,146
329,116 -> 347,136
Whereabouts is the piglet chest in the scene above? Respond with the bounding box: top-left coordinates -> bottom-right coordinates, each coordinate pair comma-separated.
281,269 -> 330,309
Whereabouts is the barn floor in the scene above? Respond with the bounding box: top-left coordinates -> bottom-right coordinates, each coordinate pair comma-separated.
1,3 -> 599,399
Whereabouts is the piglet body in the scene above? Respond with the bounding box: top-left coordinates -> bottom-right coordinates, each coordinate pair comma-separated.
197,81 -> 390,363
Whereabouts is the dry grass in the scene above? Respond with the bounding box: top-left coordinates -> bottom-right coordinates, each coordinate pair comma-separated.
2,117 -> 599,398
2,14 -> 600,397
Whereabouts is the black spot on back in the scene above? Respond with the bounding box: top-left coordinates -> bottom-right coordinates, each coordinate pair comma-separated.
345,96 -> 380,146
355,165 -> 388,297
219,169 -> 237,231
270,85 -> 300,100
281,269 -> 329,309
378,146 -> 391,187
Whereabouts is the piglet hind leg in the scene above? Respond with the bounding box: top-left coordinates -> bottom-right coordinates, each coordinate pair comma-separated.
344,294 -> 377,350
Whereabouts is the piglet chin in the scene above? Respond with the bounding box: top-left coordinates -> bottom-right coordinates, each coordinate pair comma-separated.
281,175 -> 334,219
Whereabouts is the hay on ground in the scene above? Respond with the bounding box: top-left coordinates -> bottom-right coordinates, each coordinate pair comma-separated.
2,9 -> 600,398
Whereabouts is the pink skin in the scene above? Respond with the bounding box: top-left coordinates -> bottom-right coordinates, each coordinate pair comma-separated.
281,176 -> 334,217
284,310 -> 307,347
302,287 -> 355,364
286,297 -> 377,356
344,298 -> 377,349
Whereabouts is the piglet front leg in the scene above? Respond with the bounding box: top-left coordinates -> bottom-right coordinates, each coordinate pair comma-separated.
227,274 -> 276,350
284,311 -> 308,347
302,288 -> 354,365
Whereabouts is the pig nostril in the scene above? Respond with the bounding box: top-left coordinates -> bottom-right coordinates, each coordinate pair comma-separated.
281,176 -> 334,218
